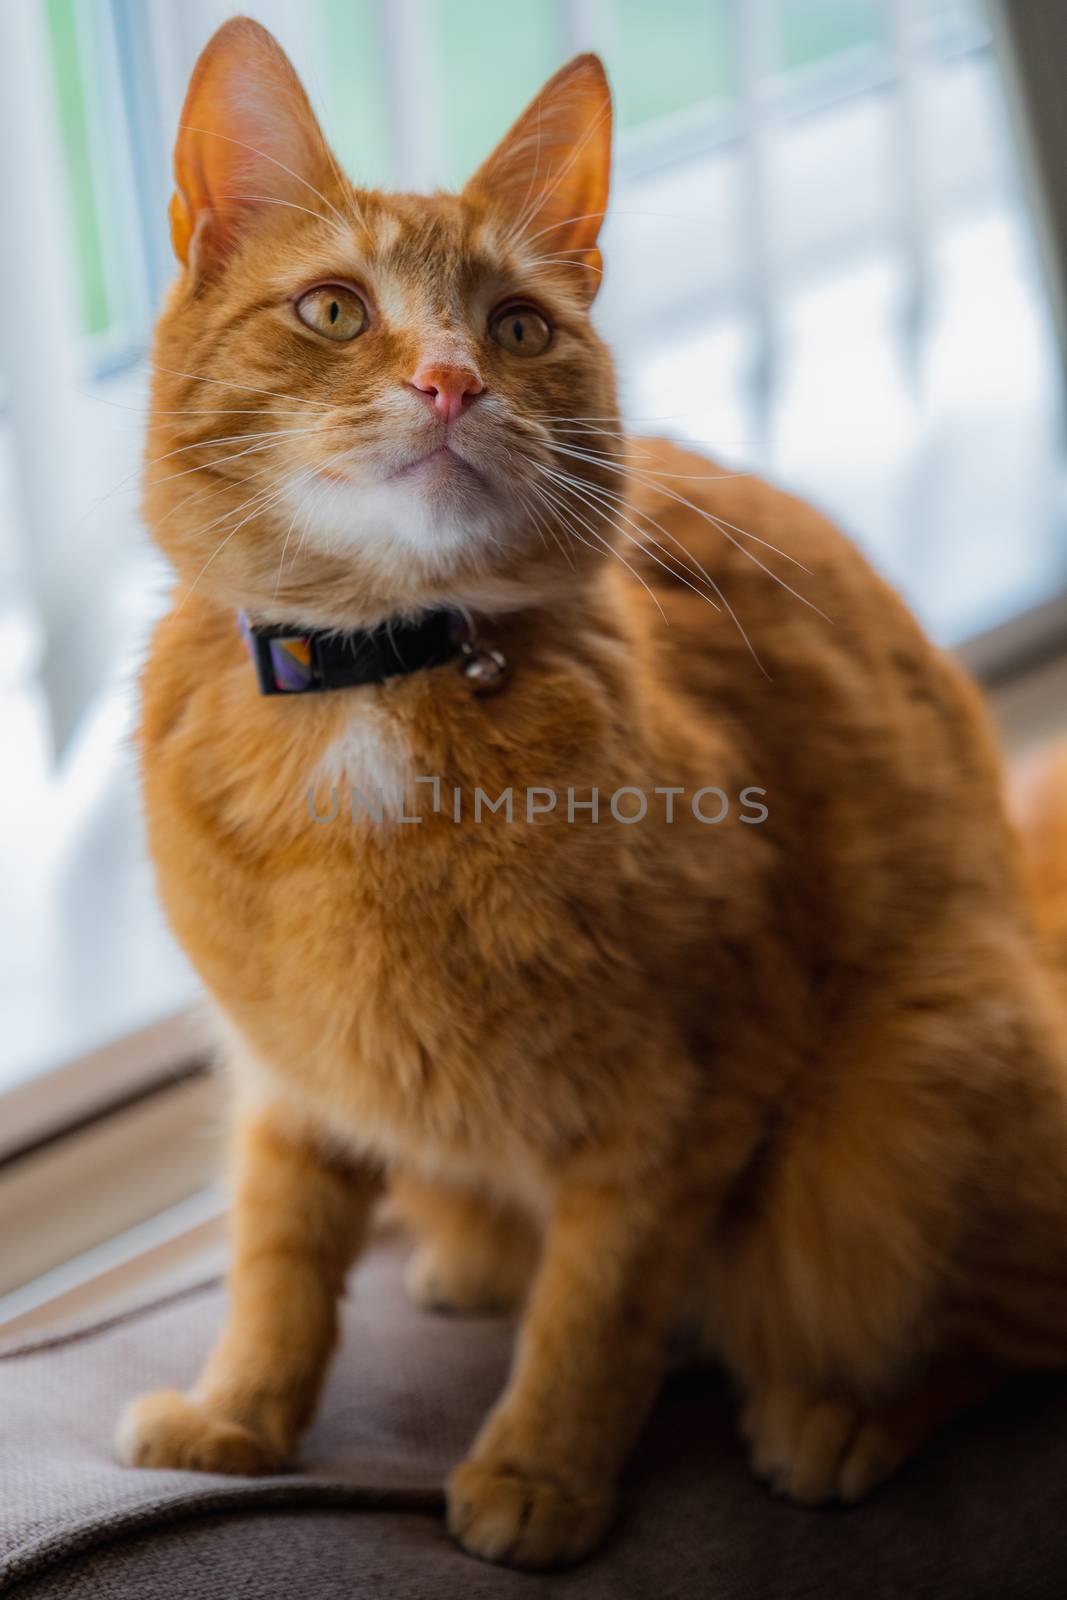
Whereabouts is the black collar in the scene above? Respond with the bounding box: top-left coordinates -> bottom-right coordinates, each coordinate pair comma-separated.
239,608 -> 462,696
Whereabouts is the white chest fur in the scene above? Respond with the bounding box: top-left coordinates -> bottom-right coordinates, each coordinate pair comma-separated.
315,701 -> 413,815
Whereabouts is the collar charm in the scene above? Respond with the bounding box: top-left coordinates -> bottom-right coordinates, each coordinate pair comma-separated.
460,641 -> 509,695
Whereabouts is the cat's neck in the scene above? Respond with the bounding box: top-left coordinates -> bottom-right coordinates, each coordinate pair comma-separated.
304,584 -> 648,833
229,583 -> 619,706
185,578 -> 648,829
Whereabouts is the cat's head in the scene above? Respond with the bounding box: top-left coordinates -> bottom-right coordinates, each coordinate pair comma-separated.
146,17 -> 622,629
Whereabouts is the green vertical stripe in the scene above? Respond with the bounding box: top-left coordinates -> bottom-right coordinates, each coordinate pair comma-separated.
612,0 -> 734,126
436,0 -> 559,188
778,0 -> 888,71
45,0 -> 110,335
319,0 -> 391,187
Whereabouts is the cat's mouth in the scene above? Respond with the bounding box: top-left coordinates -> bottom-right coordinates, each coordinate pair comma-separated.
387,444 -> 487,490
315,442 -> 492,498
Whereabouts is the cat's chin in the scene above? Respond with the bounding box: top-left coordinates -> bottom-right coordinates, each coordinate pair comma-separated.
280,464 -> 520,586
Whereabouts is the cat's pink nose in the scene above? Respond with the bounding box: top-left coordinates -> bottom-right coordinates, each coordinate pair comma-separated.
409,363 -> 484,422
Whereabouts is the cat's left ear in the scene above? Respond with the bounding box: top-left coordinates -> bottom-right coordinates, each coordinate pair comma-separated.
170,17 -> 336,280
463,54 -> 612,303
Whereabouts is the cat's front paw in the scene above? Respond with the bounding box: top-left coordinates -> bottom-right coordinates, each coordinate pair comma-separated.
742,1384 -> 906,1505
116,1389 -> 278,1476
446,1454 -> 613,1569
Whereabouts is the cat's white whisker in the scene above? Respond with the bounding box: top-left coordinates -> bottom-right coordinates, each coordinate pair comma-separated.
146,424 -> 331,471
509,102 -> 611,245
171,471 -> 294,555
550,441 -> 817,584
145,436 -> 302,493
541,461 -> 723,609
156,453 -> 291,530
79,432 -> 307,531
219,191 -> 349,228
528,473 -> 668,623
536,463 -> 723,616
176,465 -> 322,615
611,460 -> 827,621
177,123 -> 352,234
150,363 -> 333,409
515,483 -> 576,571
526,256 -> 604,277
273,493 -> 307,597
537,462 -> 769,674
522,212 -> 614,248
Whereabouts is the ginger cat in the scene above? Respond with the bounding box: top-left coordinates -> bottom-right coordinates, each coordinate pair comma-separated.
118,17 -> 1067,1570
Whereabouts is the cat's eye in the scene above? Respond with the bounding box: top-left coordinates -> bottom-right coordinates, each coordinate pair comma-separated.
295,285 -> 367,341
489,304 -> 552,356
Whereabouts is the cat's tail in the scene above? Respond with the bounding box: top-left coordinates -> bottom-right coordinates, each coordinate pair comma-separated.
1011,742 -> 1067,972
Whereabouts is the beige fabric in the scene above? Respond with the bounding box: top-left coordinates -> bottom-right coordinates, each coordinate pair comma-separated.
2,1239 -> 1066,1597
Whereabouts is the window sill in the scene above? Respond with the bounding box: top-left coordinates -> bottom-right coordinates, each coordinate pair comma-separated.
0,1065 -> 223,1315
0,1004 -> 213,1164
0,1187 -> 226,1349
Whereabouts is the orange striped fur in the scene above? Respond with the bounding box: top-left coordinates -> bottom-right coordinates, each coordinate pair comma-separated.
117,19 -> 1067,1568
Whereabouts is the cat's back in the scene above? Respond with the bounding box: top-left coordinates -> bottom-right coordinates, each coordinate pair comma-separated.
627,433 -> 998,777
625,435 -> 1025,953
627,434 -> 946,700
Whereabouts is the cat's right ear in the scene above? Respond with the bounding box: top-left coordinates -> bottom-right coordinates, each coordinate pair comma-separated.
170,17 -> 334,280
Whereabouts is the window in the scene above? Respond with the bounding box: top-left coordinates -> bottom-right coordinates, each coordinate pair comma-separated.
1,0 -> 1064,1163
